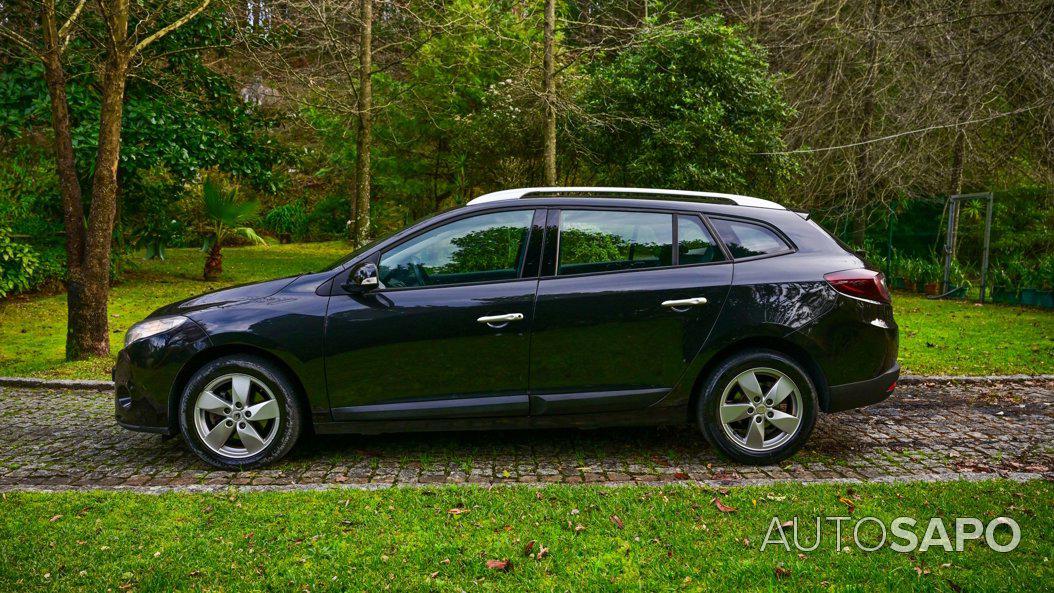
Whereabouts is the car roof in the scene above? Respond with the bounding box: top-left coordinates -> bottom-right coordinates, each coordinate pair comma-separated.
466,186 -> 786,210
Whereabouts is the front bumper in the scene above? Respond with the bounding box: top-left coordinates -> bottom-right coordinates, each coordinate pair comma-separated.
826,362 -> 900,413
114,320 -> 212,435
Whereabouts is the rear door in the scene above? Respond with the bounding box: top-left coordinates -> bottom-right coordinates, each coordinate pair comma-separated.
528,209 -> 732,415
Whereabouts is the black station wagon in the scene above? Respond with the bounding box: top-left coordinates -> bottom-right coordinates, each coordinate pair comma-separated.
114,187 -> 899,469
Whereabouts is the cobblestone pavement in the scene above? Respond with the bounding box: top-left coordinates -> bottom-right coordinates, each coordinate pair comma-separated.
1,380 -> 1052,491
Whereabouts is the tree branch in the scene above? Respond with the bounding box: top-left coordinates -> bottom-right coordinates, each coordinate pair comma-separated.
131,0 -> 212,56
0,25 -> 42,59
58,0 -> 88,42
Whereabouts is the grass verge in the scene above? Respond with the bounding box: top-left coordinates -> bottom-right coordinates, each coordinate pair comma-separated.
0,480 -> 1050,591
0,243 -> 1051,378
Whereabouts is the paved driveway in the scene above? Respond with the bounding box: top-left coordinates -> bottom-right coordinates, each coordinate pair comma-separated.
1,379 -> 1051,491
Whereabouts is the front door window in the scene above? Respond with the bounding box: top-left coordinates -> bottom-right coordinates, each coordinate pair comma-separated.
379,210 -> 535,288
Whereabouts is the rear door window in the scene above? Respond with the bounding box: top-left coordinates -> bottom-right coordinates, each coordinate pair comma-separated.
557,210 -> 673,276
677,215 -> 722,264
710,218 -> 791,259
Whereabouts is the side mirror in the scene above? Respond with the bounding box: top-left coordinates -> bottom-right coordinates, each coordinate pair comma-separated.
344,262 -> 379,293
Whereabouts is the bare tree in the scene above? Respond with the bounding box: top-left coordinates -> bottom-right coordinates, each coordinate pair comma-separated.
542,0 -> 557,184
716,0 -> 1054,244
353,0 -> 373,245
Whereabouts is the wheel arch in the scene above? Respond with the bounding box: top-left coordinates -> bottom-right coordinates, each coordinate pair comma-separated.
169,343 -> 312,434
685,336 -> 831,421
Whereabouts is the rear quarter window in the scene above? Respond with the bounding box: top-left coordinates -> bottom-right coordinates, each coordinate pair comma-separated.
711,218 -> 791,259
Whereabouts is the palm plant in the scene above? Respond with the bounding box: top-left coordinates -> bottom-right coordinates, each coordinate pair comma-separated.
201,176 -> 267,280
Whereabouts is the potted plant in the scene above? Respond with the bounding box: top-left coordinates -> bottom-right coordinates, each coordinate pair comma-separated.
921,260 -> 942,295
989,266 -> 1014,304
1036,256 -> 1054,309
947,261 -> 971,299
895,257 -> 913,291
201,176 -> 268,280
1020,265 -> 1040,306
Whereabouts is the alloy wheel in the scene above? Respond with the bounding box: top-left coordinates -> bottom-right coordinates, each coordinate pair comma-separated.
193,373 -> 280,459
717,367 -> 804,453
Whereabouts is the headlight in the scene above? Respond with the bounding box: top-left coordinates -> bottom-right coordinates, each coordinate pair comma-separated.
124,316 -> 189,347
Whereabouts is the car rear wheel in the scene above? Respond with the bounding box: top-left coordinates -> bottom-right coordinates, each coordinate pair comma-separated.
697,349 -> 817,465
179,355 -> 302,470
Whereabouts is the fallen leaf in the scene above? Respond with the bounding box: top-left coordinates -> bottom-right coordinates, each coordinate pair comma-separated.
574,523 -> 586,533
441,558 -> 450,564
447,508 -> 469,516
673,472 -> 689,480
838,496 -> 856,513
774,565 -> 791,579
713,498 -> 737,513
610,515 -> 624,529
486,559 -> 511,572
536,547 -> 549,560
782,520 -> 794,528
49,515 -> 62,523
742,538 -> 751,547
429,571 -> 439,579
524,540 -> 536,556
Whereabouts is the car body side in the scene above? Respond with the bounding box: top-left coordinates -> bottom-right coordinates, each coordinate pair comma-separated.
114,197 -> 899,436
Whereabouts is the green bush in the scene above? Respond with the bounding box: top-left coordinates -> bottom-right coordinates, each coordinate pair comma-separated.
264,200 -> 308,243
0,227 -> 38,298
306,195 -> 349,240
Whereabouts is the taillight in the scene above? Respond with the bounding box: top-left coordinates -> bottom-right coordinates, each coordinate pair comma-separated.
824,269 -> 892,304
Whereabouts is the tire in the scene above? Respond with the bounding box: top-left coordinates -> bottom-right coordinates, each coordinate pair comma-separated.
179,355 -> 302,470
696,349 -> 818,465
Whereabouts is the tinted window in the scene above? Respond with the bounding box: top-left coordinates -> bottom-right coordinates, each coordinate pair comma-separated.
711,218 -> 789,259
379,210 -> 534,288
558,210 -> 673,275
677,215 -> 721,264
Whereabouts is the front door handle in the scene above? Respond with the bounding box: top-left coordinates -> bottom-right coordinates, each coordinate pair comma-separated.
661,297 -> 708,308
477,313 -> 524,325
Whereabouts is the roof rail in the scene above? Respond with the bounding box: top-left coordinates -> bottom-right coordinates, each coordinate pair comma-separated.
466,186 -> 786,210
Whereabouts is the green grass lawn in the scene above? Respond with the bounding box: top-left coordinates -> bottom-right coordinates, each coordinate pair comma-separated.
893,291 -> 1054,375
0,242 -> 349,379
1,480 -> 1049,592
0,243 -> 1051,378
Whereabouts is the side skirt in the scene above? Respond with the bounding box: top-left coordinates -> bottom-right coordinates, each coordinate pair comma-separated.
312,406 -> 687,435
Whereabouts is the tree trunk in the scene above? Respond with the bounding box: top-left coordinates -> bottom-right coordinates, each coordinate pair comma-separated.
542,0 -> 557,185
204,241 -> 223,279
353,0 -> 373,246
39,3 -> 89,360
72,33 -> 130,358
852,0 -> 882,247
947,2 -> 972,258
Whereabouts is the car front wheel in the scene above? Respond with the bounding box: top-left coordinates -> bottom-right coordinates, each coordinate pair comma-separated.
179,355 -> 302,470
697,349 -> 817,465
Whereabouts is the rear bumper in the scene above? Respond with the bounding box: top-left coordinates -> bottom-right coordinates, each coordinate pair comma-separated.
826,362 -> 900,413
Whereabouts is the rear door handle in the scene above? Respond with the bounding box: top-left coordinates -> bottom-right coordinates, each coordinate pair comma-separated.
661,297 -> 708,308
477,313 -> 524,324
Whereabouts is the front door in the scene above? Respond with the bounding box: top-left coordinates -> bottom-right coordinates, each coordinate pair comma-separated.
324,208 -> 542,420
529,209 -> 732,415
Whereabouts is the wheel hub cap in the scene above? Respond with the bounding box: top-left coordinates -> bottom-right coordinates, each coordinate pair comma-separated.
193,373 -> 280,459
718,367 -> 804,453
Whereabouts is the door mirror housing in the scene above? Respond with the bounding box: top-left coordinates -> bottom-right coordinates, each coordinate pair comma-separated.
344,262 -> 379,293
